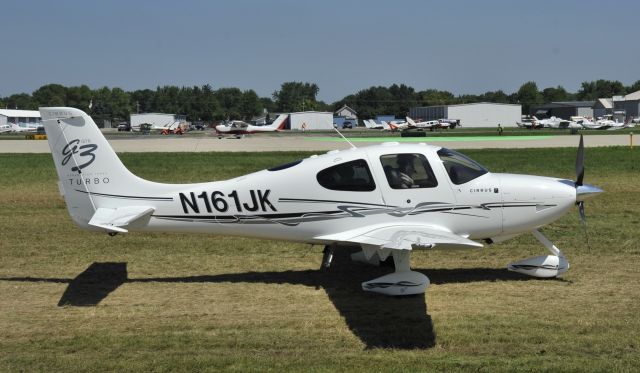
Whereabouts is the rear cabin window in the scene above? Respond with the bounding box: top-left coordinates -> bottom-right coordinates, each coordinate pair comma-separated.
380,153 -> 438,189
316,159 -> 376,192
437,148 -> 488,185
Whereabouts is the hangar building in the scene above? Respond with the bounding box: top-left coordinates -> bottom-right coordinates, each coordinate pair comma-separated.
409,102 -> 521,128
286,111 -> 333,130
530,101 -> 595,119
614,90 -> 640,120
0,109 -> 41,128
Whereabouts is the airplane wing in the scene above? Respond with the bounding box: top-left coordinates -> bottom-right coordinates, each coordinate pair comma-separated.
315,223 -> 483,253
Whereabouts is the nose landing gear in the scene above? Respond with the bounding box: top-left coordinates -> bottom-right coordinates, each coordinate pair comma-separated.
507,229 -> 569,278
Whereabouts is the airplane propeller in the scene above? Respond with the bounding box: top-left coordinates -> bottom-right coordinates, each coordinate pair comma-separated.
575,134 -> 585,188
573,134 -> 603,249
575,134 -> 586,224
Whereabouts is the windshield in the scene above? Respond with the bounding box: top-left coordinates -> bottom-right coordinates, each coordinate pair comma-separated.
437,148 -> 488,185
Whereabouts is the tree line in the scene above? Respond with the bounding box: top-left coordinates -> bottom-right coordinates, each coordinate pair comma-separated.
1,79 -> 638,123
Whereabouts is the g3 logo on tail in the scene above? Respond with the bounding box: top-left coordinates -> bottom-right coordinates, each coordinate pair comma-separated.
62,139 -> 98,172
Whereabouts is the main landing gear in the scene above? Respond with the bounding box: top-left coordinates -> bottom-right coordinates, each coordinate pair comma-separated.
322,244 -> 429,296
507,229 -> 569,278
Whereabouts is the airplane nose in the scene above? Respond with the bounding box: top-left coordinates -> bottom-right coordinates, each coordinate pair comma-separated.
576,184 -> 603,202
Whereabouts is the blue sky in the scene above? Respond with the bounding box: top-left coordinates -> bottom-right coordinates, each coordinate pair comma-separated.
2,0 -> 639,102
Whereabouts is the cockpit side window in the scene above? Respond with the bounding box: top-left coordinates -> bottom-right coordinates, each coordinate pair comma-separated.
379,153 -> 438,189
437,148 -> 488,185
316,159 -> 376,192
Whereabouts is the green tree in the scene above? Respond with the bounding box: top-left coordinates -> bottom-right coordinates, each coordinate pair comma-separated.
577,80 -> 626,100
66,85 -> 93,112
260,97 -> 276,113
6,93 -> 36,110
388,84 -> 417,117
516,81 -> 543,114
239,90 -> 262,120
91,86 -> 131,125
315,100 -> 332,112
32,84 -> 67,107
417,89 -> 456,106
479,90 -> 510,103
194,84 -> 219,122
215,87 -> 243,119
627,80 -> 640,94
541,86 -> 570,103
130,89 -> 156,114
273,82 -> 319,112
341,87 -> 392,119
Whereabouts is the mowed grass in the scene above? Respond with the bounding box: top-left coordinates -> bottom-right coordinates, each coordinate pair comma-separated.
0,147 -> 639,372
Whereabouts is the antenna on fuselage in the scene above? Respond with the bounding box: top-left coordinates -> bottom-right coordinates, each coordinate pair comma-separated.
333,127 -> 357,149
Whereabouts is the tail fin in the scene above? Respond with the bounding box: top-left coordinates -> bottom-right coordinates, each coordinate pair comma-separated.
268,114 -> 288,130
40,107 -> 156,229
382,121 -> 397,131
405,117 -> 417,127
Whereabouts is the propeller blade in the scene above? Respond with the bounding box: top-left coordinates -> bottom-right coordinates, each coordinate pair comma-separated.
578,201 -> 586,223
577,201 -> 591,250
575,134 -> 584,186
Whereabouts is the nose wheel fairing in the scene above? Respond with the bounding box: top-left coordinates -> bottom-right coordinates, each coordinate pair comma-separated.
507,229 -> 569,278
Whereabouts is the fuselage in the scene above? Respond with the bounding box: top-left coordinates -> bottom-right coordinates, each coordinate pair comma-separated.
81,142 -> 576,245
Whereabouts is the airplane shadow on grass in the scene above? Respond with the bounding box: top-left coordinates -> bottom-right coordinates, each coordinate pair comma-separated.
1,247 -> 550,349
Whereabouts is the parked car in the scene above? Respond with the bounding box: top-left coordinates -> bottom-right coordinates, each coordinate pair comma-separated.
117,122 -> 131,132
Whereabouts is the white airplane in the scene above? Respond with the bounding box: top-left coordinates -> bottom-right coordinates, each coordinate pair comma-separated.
363,119 -> 396,131
215,114 -> 287,138
39,107 -> 603,296
537,116 -> 582,130
9,122 -> 39,133
578,116 -> 624,130
516,116 -> 542,129
363,119 -> 385,130
405,117 -> 441,130
380,120 -> 410,131
0,124 -> 12,133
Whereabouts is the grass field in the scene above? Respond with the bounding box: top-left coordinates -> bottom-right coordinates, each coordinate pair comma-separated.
1,147 -> 639,372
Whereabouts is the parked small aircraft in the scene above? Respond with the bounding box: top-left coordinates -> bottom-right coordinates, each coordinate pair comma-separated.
215,114 -> 288,138
363,119 -> 386,130
379,120 -> 409,131
40,107 -> 602,296
516,116 -> 543,129
0,124 -> 11,133
537,116 -> 582,130
9,122 -> 39,133
405,117 -> 441,130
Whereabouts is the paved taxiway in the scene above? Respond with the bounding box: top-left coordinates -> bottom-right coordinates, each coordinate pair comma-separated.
0,134 -> 633,153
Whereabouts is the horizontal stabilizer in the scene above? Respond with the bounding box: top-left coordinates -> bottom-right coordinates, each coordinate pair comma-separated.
315,223 -> 482,251
88,206 -> 155,233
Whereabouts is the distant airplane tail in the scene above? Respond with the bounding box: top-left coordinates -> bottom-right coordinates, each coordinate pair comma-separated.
382,121 -> 398,131
268,114 -> 288,130
405,117 -> 417,127
40,107 -> 165,231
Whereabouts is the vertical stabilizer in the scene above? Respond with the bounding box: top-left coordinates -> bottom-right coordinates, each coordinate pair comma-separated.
40,107 -> 154,228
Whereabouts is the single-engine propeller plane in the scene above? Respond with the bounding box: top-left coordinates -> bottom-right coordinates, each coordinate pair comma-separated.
40,107 -> 602,296
214,114 -> 287,139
